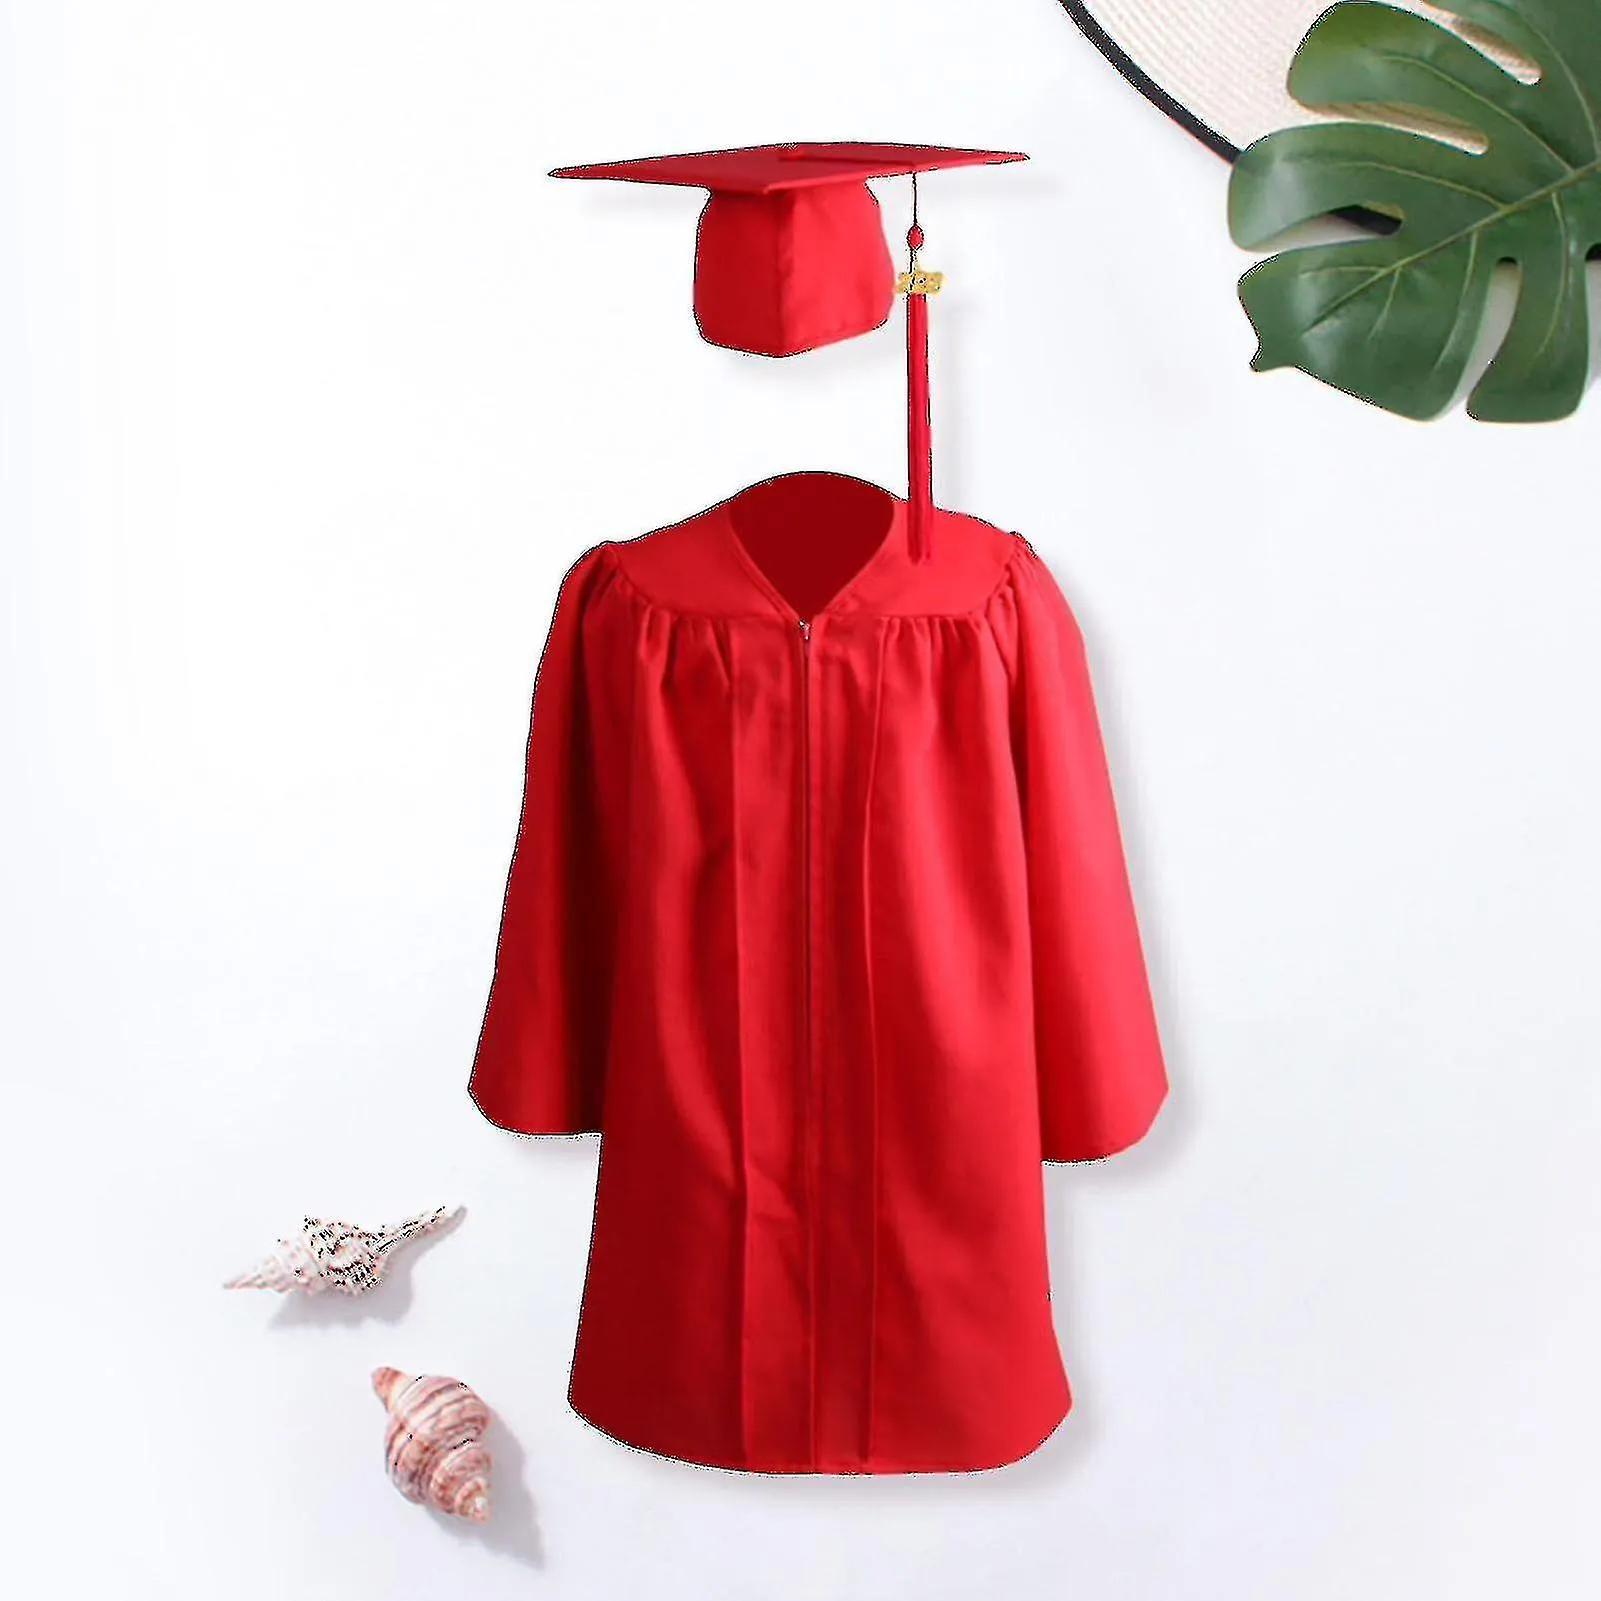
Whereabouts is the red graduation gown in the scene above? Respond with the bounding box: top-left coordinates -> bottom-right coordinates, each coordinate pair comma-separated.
470,471 -> 1167,1475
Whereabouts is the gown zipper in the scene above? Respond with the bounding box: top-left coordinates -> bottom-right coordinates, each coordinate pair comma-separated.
797,613 -> 817,1457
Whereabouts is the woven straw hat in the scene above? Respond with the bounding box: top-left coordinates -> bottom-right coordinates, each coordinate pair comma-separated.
1060,1 -> 1533,156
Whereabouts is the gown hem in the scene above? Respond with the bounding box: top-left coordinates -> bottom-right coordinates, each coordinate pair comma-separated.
564,1390 -> 1074,1477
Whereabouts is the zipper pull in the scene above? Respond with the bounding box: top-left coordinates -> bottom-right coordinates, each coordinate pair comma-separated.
798,618 -> 811,645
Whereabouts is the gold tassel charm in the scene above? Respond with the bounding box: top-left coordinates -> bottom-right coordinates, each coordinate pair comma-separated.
896,263 -> 944,296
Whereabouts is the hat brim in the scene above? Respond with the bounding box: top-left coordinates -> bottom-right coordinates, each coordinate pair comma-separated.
1060,0 -> 1242,161
1059,1 -> 1534,157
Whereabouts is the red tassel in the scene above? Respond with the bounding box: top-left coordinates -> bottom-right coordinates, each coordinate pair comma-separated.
906,227 -> 934,565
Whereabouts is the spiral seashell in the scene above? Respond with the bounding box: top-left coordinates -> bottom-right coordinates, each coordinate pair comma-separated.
373,1368 -> 494,1523
223,1206 -> 465,1296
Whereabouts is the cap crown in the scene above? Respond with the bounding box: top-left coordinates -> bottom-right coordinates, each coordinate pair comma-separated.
693,184 -> 893,356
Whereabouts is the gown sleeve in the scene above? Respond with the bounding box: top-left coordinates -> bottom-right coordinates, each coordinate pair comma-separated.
1003,539 -> 1168,1162
469,543 -> 630,1136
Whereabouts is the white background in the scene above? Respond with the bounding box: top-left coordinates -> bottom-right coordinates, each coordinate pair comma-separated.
4,2 -> 1599,1597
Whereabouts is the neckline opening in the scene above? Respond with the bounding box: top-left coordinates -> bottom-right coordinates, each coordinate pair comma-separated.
724,472 -> 900,622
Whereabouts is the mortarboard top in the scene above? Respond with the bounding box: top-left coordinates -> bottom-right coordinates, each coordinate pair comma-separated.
550,143 -> 1026,358
551,142 -> 1029,563
549,143 -> 1028,195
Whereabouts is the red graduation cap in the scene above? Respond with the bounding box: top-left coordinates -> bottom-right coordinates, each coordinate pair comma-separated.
551,142 -> 1028,562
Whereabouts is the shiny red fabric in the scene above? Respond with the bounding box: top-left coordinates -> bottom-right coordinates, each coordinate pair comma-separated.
469,471 -> 1167,1475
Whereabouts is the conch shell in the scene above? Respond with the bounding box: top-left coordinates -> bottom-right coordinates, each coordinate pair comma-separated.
223,1205 -> 464,1296
373,1367 -> 494,1523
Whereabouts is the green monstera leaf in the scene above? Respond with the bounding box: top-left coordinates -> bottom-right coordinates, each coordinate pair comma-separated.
1228,0 -> 1601,422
